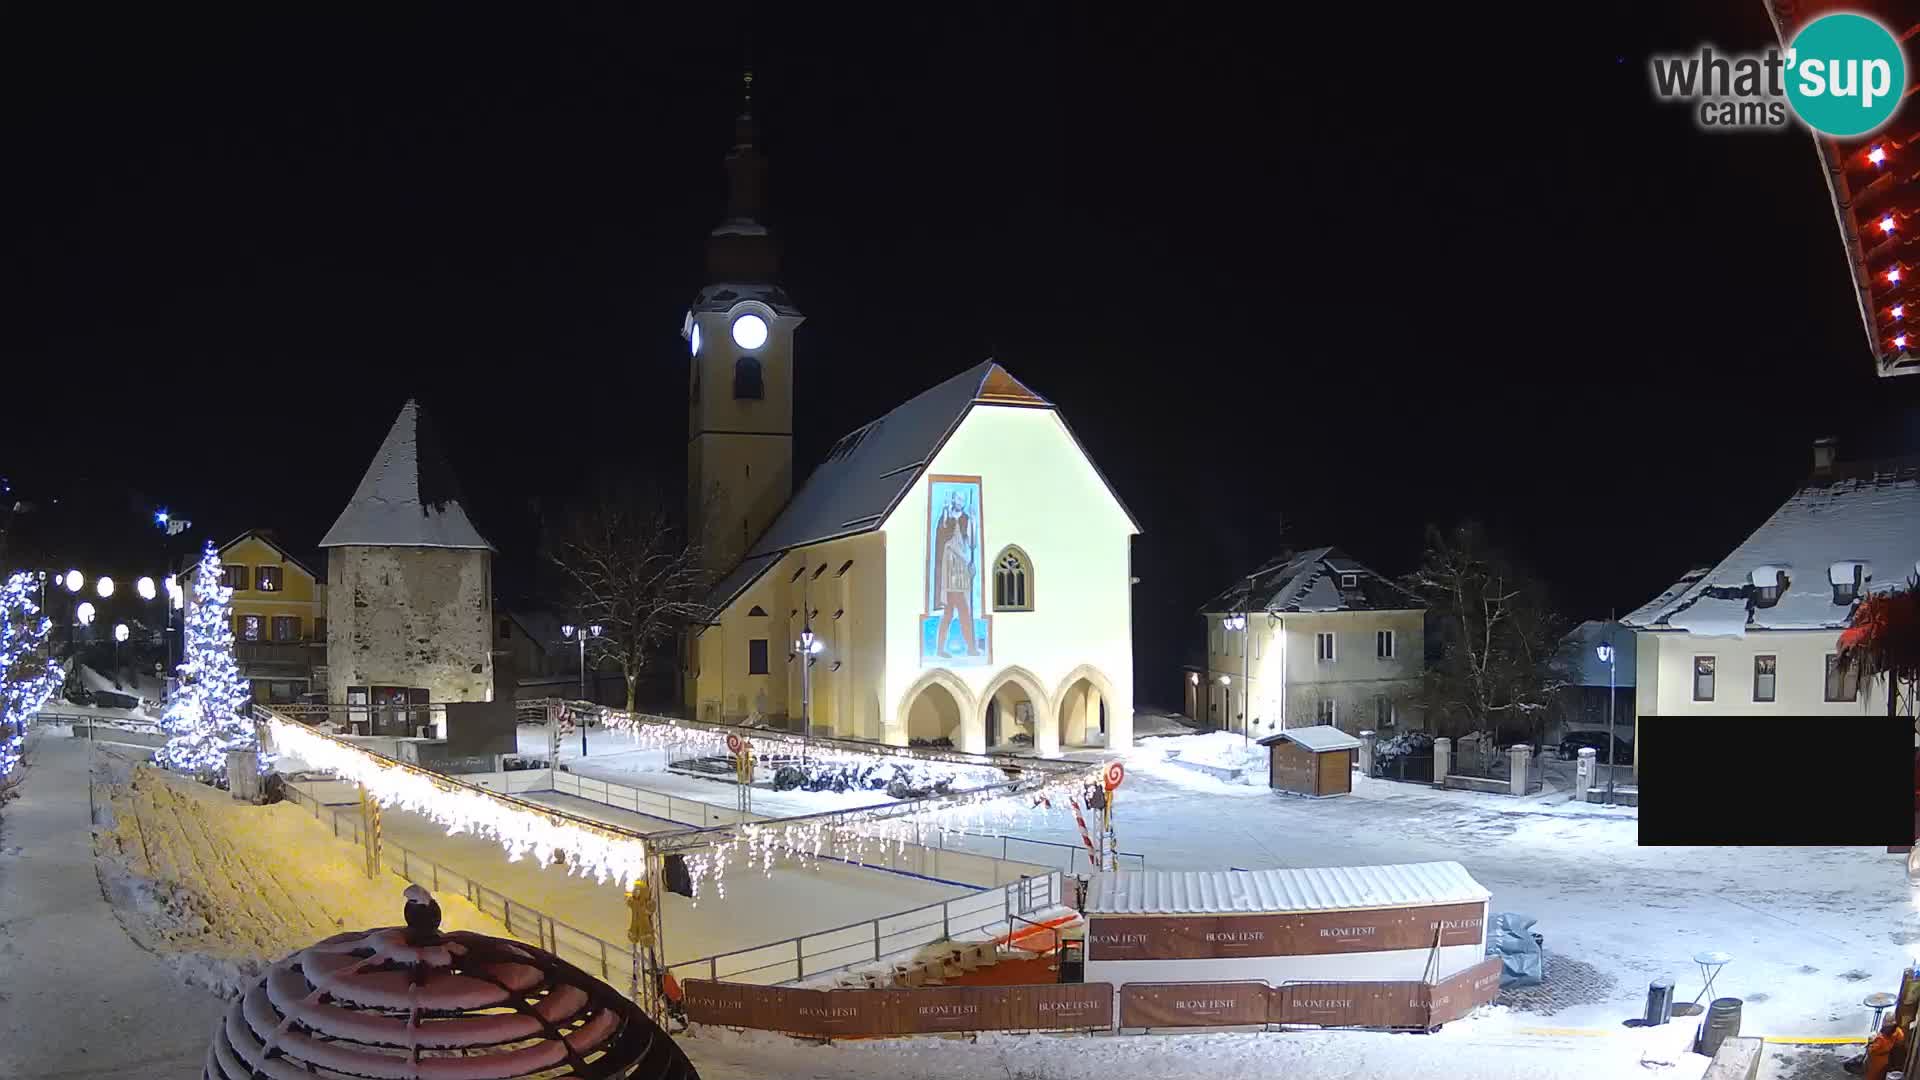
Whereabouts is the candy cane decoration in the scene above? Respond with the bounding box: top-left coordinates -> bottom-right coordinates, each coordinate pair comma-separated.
1069,797 -> 1098,859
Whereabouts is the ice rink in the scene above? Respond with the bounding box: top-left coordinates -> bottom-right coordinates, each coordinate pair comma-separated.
288,776 -> 977,979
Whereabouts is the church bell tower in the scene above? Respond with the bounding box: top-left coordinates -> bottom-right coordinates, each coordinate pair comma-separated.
686,72 -> 803,573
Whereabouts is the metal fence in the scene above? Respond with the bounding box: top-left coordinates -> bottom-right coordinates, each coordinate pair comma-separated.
664,870 -> 1062,986
278,781 -> 639,990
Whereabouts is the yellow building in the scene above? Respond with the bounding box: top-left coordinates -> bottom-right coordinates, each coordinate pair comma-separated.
680,100 -> 1139,756
178,529 -> 328,704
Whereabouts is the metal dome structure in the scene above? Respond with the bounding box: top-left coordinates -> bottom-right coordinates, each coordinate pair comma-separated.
205,886 -> 697,1080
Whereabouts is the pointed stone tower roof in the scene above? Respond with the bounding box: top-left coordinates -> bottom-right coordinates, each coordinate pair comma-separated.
319,400 -> 494,551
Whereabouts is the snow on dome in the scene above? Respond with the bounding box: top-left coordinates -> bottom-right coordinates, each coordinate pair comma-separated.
318,400 -> 493,551
1830,560 -> 1870,586
206,889 -> 696,1080
1750,565 -> 1788,588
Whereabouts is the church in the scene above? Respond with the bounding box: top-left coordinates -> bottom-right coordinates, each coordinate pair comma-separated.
682,87 -> 1138,756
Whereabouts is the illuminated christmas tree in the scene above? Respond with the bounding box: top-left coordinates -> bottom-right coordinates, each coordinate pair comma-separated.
1,571 -> 60,780
158,541 -> 262,778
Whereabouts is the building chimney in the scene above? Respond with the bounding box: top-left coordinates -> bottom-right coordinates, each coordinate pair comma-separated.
1812,437 -> 1838,472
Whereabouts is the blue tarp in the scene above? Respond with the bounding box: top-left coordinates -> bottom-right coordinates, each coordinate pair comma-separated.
1486,912 -> 1544,988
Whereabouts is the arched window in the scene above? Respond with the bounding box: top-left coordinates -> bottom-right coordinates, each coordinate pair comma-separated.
993,546 -> 1033,611
733,355 -> 764,399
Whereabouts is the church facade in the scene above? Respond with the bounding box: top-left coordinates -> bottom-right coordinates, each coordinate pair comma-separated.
681,89 -> 1137,756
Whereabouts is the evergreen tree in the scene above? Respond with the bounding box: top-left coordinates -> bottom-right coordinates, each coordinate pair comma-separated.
1,571 -> 60,780
158,541 -> 261,778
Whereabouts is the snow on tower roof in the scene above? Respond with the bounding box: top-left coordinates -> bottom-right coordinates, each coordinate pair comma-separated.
1622,456 -> 1920,635
1086,861 -> 1489,916
702,361 -> 1139,613
319,400 -> 494,551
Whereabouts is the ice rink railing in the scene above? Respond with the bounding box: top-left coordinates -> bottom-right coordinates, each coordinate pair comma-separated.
664,870 -> 1063,986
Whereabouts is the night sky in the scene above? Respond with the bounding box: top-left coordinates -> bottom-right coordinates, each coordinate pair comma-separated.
8,3 -> 1920,706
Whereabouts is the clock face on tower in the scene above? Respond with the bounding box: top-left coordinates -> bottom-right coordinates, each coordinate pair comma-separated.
690,322 -> 702,357
731,313 -> 769,351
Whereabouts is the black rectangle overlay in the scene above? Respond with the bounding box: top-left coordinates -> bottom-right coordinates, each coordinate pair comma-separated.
1638,716 -> 1911,846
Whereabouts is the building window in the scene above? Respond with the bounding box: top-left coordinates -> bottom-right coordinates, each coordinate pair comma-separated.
993,547 -> 1033,611
1375,695 -> 1396,728
1317,699 -> 1337,725
748,638 -> 769,675
1316,632 -> 1336,662
1692,656 -> 1715,701
1826,654 -> 1862,701
238,614 -> 264,642
498,618 -> 512,640
1340,573 -> 1358,588
224,564 -> 249,591
1833,563 -> 1864,606
1210,622 -> 1221,654
1753,655 -> 1777,702
1376,629 -> 1395,659
316,617 -> 327,642
256,566 -> 283,592
733,355 -> 764,399
271,616 -> 299,643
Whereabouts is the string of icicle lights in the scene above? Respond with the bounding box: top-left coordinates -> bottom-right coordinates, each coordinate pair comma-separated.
268,718 -> 651,889
676,772 -> 1098,904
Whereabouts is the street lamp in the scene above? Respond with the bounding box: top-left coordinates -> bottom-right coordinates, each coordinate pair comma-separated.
794,626 -> 824,758
96,576 -> 114,599
63,570 -> 82,593
76,601 -> 95,626
1595,639 -> 1618,806
114,623 -> 129,680
560,623 -> 602,756
136,576 -> 156,601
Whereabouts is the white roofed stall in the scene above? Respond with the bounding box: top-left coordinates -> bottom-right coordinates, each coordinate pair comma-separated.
1088,861 -> 1489,916
1083,861 -> 1493,992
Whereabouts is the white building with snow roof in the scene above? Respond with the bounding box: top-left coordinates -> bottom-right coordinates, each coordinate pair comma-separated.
1194,548 -> 1427,738
679,95 -> 1138,755
1623,441 -> 1920,770
320,399 -> 496,726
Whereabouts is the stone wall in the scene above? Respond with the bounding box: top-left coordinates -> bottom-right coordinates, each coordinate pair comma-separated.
326,546 -> 492,704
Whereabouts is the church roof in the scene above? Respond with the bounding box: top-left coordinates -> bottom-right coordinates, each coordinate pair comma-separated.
319,399 -> 494,551
703,360 -> 1136,613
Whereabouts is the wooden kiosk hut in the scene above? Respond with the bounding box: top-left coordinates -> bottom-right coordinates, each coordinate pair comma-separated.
1259,724 -> 1361,797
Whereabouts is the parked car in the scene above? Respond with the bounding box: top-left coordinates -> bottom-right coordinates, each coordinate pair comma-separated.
1559,730 -> 1633,764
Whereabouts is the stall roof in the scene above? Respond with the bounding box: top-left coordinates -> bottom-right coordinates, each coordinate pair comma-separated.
1257,724 -> 1361,752
1087,861 -> 1489,916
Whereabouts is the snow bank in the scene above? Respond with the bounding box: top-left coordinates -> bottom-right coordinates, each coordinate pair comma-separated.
91,756 -> 519,1001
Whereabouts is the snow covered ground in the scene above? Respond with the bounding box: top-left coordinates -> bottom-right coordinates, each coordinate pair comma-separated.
1037,731 -> 1909,1038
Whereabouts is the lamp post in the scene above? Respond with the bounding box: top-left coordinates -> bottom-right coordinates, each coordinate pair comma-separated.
1595,639 -> 1618,806
794,624 -> 823,760
560,623 -> 602,757
1224,613 -> 1249,745
113,622 -> 129,682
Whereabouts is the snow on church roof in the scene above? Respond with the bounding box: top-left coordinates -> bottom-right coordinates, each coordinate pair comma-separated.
1623,456 -> 1920,636
319,400 -> 494,551
702,361 -> 1139,612
1086,861 -> 1489,916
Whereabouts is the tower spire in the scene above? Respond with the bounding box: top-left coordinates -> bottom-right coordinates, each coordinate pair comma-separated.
709,65 -> 777,281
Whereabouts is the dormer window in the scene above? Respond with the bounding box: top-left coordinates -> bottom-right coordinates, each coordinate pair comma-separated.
1830,561 -> 1867,605
1750,566 -> 1787,608
1339,573 -> 1358,588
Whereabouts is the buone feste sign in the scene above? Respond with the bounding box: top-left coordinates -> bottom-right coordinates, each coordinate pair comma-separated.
1086,902 -> 1487,961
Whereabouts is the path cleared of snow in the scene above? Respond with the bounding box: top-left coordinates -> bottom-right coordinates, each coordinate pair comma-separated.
0,730 -> 227,1079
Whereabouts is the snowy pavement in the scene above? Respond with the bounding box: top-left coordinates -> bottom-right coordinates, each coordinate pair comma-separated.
0,730 -> 227,1079
1033,732 -> 1914,1037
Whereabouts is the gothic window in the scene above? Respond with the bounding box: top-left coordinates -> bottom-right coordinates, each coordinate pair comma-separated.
733,355 -> 763,399
993,546 -> 1033,611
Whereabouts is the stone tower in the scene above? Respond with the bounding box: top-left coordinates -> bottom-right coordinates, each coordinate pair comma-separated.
321,400 -> 495,722
686,74 -> 805,573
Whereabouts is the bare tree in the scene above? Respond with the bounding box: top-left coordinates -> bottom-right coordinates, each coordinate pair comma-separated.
542,481 -> 714,713
1402,521 -> 1568,747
